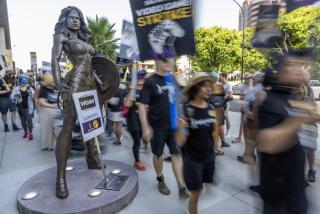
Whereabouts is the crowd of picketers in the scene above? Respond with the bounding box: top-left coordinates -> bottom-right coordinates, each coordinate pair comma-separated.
105,49 -> 318,214
0,71 -> 61,150
0,49 -> 318,214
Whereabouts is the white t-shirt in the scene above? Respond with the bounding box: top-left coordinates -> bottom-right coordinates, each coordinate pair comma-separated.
223,82 -> 233,94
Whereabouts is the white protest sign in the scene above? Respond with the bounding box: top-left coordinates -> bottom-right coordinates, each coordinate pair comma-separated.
0,55 -> 5,76
73,90 -> 104,142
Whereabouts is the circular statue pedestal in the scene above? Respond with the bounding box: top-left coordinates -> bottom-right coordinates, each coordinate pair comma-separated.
17,160 -> 138,214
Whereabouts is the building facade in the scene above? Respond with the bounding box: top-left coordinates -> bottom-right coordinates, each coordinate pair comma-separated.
238,0 -> 287,30
0,0 -> 13,72
0,0 -> 11,53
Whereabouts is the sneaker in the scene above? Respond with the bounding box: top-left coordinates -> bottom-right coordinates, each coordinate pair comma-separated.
179,187 -> 190,199
4,124 -> 9,132
158,181 -> 171,195
23,131 -> 28,138
12,124 -> 21,131
112,140 -> 121,145
221,142 -> 231,147
28,132 -> 33,140
249,185 -> 260,193
164,156 -> 172,162
134,161 -> 146,171
308,169 -> 316,183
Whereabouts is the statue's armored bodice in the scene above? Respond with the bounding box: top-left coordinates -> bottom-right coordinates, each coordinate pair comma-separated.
63,38 -> 95,92
65,38 -> 94,65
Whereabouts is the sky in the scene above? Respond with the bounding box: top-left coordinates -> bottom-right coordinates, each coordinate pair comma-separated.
6,0 -> 243,70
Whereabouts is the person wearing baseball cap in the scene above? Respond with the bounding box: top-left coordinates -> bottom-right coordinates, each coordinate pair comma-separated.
10,75 -> 35,140
139,57 -> 188,198
232,73 -> 253,143
237,71 -> 264,165
176,72 -> 219,214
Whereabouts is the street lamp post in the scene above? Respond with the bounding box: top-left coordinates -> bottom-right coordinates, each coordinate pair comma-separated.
232,0 -> 245,82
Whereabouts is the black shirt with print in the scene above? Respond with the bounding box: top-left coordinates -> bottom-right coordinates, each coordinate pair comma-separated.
140,73 -> 178,130
0,79 -> 11,98
182,104 -> 215,162
258,87 -> 305,205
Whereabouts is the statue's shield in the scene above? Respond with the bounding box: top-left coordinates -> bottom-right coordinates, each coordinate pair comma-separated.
92,56 -> 120,105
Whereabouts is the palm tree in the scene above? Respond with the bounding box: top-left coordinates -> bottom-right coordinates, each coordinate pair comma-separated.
87,15 -> 119,61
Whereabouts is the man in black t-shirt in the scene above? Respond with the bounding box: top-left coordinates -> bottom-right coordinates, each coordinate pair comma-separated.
257,51 -> 319,214
139,58 -> 187,197
0,70 -> 20,132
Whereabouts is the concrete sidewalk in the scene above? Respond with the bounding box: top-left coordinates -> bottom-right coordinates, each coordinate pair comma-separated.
0,112 -> 319,214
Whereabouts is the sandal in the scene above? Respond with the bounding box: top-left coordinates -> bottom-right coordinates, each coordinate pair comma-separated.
237,156 -> 255,165
232,138 -> 242,143
215,150 -> 224,156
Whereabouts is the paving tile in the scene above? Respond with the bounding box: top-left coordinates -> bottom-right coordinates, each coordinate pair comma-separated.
233,190 -> 263,211
202,197 -> 262,214
213,155 -> 259,195
0,111 -> 319,214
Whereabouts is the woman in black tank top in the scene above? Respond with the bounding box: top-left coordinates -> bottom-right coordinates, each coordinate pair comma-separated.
176,73 -> 219,214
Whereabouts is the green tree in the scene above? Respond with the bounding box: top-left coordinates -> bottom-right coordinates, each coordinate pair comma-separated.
87,15 -> 119,61
279,7 -> 320,79
279,7 -> 320,49
192,26 -> 241,72
192,26 -> 269,73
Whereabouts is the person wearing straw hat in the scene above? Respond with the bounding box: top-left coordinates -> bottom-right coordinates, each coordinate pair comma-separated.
176,72 -> 219,214
38,72 -> 62,151
0,69 -> 20,132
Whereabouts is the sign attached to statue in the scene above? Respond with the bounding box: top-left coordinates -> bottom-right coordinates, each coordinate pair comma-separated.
73,90 -> 104,142
129,0 -> 196,61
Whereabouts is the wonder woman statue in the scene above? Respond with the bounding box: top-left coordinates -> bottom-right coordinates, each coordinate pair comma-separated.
51,6 -> 119,199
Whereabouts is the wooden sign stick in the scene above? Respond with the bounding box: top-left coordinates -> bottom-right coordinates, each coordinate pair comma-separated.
94,136 -> 107,181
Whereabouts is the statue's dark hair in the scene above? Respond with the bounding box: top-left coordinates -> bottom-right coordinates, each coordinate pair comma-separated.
54,6 -> 91,42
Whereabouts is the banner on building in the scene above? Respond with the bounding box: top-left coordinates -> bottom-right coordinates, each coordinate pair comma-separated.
129,0 -> 196,61
4,50 -> 13,70
73,90 -> 104,142
119,20 -> 139,61
251,4 -> 282,48
0,55 -> 5,76
286,0 -> 320,12
41,61 -> 51,72
30,52 -> 37,73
